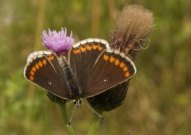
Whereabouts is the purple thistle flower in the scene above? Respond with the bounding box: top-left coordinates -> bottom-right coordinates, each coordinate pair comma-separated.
42,28 -> 74,54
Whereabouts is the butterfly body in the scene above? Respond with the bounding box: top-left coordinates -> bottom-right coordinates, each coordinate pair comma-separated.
57,55 -> 82,99
24,38 -> 136,102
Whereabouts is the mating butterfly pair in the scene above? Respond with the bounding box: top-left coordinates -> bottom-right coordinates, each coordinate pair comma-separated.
24,38 -> 136,104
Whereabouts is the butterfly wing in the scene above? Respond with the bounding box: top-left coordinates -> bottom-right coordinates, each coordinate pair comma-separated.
24,51 -> 70,99
69,38 -> 110,93
69,38 -> 136,98
83,49 -> 136,97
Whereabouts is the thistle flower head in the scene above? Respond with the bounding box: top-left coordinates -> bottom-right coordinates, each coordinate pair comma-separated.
116,5 -> 154,41
111,5 -> 154,58
42,28 -> 74,54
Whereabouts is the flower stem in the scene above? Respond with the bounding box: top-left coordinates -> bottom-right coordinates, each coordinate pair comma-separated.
88,114 -> 101,135
59,104 -> 75,135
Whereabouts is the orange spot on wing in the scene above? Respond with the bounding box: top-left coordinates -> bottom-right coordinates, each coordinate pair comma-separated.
73,49 -> 81,54
86,45 -> 92,51
80,46 -> 86,52
35,64 -> 39,69
76,49 -> 81,54
123,66 -> 128,72
98,46 -> 103,51
42,59 -> 47,65
29,76 -> 34,81
103,54 -> 109,61
93,45 -> 98,50
30,71 -> 35,76
38,61 -> 43,67
124,72 -> 130,78
120,62 -> 125,68
32,67 -> 36,72
115,59 -> 120,66
109,56 -> 116,63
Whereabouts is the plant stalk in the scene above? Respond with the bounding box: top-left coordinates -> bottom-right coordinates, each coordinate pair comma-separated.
60,104 -> 75,135
88,114 -> 101,135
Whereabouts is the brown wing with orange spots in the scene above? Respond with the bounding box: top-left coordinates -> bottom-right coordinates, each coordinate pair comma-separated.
24,51 -> 70,99
69,39 -> 136,98
69,38 -> 110,93
83,49 -> 136,97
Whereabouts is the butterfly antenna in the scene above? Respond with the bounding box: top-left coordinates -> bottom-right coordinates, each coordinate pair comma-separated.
67,104 -> 77,126
81,100 -> 104,120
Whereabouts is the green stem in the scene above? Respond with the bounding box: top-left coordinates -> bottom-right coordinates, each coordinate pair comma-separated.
59,104 -> 75,135
88,114 -> 101,135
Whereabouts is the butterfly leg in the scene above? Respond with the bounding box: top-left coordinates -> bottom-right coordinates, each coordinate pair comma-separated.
81,100 -> 104,120
67,99 -> 81,125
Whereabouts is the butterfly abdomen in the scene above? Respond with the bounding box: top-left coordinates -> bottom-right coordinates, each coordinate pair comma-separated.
58,56 -> 81,99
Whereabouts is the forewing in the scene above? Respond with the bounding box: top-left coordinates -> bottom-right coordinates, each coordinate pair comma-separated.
24,51 -> 70,99
69,38 -> 110,93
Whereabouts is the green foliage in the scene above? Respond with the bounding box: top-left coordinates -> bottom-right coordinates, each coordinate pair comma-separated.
0,0 -> 191,135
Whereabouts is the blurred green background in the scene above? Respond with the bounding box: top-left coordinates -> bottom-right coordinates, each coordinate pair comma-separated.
0,0 -> 191,135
